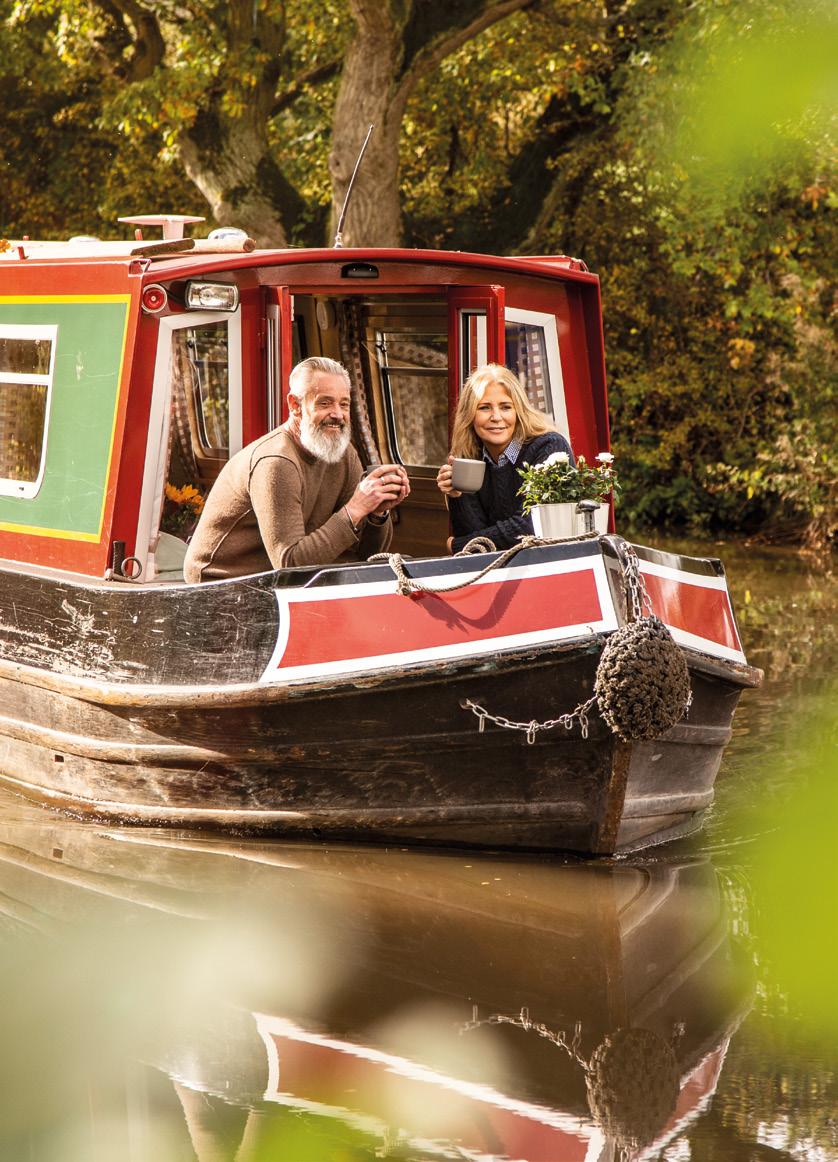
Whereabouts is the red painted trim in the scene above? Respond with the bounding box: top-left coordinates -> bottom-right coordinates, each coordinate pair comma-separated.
108,310 -> 159,563
239,290 -> 266,444
277,569 -> 602,671
644,573 -> 743,652
447,285 -> 506,431
0,271 -> 143,574
144,247 -> 602,288
278,286 -> 293,424
267,1032 -> 591,1161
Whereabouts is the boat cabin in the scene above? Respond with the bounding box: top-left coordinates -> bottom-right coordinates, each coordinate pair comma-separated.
0,229 -> 610,580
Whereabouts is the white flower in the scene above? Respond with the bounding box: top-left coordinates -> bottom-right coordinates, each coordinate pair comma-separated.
596,452 -> 614,464
543,451 -> 570,467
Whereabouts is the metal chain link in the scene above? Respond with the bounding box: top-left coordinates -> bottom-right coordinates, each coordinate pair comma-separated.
461,695 -> 597,743
619,542 -> 654,621
457,540 -> 655,743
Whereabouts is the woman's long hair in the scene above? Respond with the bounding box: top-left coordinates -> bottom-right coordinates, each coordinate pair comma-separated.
450,363 -> 556,459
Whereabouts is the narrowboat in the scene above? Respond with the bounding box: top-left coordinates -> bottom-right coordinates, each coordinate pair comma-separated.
0,219 -> 761,854
0,808 -> 752,1159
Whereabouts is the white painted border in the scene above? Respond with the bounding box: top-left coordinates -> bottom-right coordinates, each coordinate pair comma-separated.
638,560 -> 747,663
0,323 -> 58,499
136,309 -> 241,580
253,1012 -> 594,1142
505,306 -> 570,440
261,555 -> 617,684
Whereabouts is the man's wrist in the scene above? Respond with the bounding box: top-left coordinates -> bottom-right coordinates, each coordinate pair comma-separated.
343,505 -> 361,535
366,510 -> 390,526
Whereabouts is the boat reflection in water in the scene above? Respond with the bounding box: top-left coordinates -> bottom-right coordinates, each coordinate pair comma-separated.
0,808 -> 751,1161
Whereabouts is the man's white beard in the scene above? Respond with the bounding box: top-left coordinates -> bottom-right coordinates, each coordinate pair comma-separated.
298,411 -> 352,464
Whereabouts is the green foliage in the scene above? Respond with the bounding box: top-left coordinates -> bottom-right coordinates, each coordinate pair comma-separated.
2,0 -> 834,543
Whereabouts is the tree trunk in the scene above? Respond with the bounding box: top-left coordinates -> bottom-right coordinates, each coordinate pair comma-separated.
179,108 -> 306,249
329,12 -> 407,248
330,0 -> 536,248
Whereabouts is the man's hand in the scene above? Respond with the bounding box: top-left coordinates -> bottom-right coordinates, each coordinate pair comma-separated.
345,464 -> 410,528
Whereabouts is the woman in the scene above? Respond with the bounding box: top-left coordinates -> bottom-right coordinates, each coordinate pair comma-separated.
436,363 -> 574,552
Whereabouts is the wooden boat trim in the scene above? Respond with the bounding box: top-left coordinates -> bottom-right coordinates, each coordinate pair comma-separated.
0,708 -> 733,766
0,631 -> 604,706
0,771 -> 593,829
0,632 -> 761,709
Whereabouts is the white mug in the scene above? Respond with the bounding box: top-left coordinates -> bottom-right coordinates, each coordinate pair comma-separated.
451,458 -> 486,493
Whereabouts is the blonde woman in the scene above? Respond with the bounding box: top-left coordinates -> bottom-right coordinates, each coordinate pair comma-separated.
436,363 -> 574,552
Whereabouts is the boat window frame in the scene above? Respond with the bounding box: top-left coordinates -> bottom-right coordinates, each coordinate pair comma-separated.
135,308 -> 242,582
0,322 -> 58,499
504,306 -> 569,438
375,324 -> 450,471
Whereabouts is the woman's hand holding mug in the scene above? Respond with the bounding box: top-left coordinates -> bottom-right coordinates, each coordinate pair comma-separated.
436,454 -> 462,498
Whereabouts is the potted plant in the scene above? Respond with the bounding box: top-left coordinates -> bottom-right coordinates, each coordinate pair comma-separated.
161,482 -> 205,540
518,452 -> 619,539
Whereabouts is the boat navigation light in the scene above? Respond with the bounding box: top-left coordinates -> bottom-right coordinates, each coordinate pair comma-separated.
141,284 -> 169,314
185,281 -> 239,311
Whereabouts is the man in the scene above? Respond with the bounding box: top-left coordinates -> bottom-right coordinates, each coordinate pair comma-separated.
184,356 -> 409,582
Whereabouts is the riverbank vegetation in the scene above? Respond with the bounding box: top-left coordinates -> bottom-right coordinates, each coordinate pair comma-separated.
1,0 -> 834,546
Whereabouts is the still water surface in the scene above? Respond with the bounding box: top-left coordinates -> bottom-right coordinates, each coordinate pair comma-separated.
0,538 -> 835,1162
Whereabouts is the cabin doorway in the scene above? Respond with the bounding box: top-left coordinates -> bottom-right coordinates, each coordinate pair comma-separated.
139,310 -> 243,581
274,288 -> 572,557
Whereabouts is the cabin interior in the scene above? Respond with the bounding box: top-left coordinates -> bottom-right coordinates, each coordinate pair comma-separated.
0,250 -> 609,581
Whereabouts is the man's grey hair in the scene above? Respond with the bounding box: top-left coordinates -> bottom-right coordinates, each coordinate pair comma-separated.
288,356 -> 351,400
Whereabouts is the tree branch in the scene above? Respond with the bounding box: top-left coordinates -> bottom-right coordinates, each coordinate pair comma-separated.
270,57 -> 342,118
97,0 -> 165,82
397,0 -> 538,101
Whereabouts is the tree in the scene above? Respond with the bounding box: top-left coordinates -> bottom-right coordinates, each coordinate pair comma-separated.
328,0 -> 536,247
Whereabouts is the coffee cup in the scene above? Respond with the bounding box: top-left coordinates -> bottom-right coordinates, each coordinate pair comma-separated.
451,457 -> 486,494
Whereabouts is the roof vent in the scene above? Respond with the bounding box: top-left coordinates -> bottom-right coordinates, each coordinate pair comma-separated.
118,214 -> 206,241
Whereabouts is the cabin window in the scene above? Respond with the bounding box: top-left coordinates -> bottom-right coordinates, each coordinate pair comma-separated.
460,311 -> 488,378
376,329 -> 449,467
0,325 -> 56,498
349,299 -> 447,470
172,322 -> 230,455
504,307 -> 569,436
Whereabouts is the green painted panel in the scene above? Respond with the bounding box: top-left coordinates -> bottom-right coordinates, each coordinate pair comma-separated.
0,299 -> 129,536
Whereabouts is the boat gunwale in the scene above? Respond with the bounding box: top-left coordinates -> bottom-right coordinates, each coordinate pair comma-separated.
0,627 -> 762,708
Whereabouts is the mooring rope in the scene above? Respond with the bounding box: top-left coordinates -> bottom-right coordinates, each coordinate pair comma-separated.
369,531 -> 599,597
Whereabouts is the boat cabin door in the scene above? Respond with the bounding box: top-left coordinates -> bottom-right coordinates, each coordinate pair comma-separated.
261,282 -> 575,559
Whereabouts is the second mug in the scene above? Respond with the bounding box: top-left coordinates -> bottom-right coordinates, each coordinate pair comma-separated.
451,457 -> 486,493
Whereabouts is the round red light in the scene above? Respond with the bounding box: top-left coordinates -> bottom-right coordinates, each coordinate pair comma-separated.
141,284 -> 168,314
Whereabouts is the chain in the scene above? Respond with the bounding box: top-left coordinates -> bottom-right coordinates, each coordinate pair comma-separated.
457,541 -> 662,743
619,542 -> 654,621
460,1006 -> 589,1070
461,695 -> 597,743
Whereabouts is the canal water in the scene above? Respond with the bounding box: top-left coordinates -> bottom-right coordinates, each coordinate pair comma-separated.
0,539 -> 834,1162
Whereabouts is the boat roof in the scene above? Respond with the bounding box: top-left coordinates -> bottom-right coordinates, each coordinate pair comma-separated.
0,236 -> 596,284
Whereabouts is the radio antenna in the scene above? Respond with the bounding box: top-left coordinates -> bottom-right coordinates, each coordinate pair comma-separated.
333,124 -> 375,248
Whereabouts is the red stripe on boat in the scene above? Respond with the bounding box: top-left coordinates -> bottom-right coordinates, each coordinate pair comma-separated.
265,1032 -> 591,1161
279,568 -> 603,670
642,572 -> 742,652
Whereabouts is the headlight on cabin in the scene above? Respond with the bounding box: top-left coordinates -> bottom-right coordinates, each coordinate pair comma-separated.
185,281 -> 239,311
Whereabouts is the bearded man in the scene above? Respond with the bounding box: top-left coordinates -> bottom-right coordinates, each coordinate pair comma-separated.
184,357 -> 409,582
